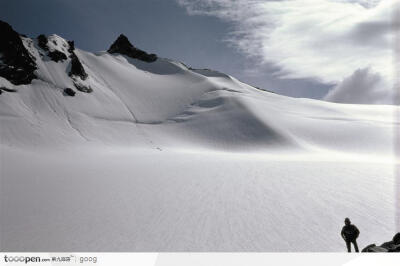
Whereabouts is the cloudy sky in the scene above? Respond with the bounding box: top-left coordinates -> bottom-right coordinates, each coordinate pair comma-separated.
1,0 -> 397,103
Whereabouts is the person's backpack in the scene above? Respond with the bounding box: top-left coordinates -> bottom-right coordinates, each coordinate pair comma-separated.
343,225 -> 358,240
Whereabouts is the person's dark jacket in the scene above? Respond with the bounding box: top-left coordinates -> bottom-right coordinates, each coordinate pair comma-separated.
341,224 -> 360,242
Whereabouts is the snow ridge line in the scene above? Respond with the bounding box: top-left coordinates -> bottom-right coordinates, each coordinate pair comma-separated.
65,112 -> 90,141
81,56 -> 162,150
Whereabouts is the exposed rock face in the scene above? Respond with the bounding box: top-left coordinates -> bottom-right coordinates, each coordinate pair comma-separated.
66,40 -> 91,92
36,33 -> 90,92
0,20 -> 37,85
1,21 -> 156,96
107,34 -> 157,63
37,34 -> 48,51
37,34 -> 68,62
72,80 -> 92,93
37,32 -> 90,92
362,232 -> 400,252
49,50 -> 67,62
0,86 -> 17,93
64,38 -> 88,81
63,88 -> 76,96
67,40 -> 75,54
69,53 -> 88,80
48,50 -> 67,62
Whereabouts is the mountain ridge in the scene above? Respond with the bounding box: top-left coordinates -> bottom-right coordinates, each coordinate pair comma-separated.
0,19 -> 397,154
0,19 -> 398,252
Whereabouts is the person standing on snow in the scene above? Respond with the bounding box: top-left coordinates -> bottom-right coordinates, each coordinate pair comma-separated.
341,217 -> 360,252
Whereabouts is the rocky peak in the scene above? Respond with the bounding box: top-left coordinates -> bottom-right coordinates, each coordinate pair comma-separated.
0,20 -> 37,85
36,33 -> 88,84
107,34 -> 157,63
36,34 -> 68,62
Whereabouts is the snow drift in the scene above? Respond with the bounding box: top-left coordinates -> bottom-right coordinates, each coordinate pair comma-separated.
0,21 -> 398,251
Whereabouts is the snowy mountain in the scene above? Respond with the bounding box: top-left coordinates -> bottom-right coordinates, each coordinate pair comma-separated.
0,20 -> 398,251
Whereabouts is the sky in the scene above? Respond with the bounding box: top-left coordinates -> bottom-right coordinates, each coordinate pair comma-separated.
0,0 -> 397,103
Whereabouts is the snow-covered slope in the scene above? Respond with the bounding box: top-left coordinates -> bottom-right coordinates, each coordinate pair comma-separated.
1,40 -> 396,154
0,28 -> 398,251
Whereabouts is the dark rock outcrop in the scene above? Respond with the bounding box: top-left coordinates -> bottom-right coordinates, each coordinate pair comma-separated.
394,232 -> 400,244
48,50 -> 67,62
73,82 -> 92,93
37,34 -> 48,51
65,39 -> 88,81
0,20 -> 37,85
67,40 -> 75,54
65,38 -> 90,92
362,244 -> 388,252
63,88 -> 76,96
0,86 -> 17,93
69,53 -> 88,80
0,86 -> 18,95
37,34 -> 68,62
38,33 -> 89,90
362,232 -> 400,252
107,34 -> 157,63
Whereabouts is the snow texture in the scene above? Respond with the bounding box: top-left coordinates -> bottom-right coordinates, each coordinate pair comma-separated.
0,35 -> 398,251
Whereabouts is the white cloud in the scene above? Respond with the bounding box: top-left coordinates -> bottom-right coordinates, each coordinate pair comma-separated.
324,67 -> 395,104
177,0 -> 398,104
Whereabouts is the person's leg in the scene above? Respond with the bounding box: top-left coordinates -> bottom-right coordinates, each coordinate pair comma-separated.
353,240 -> 359,252
346,241 -> 351,252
